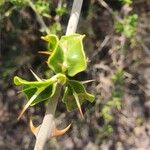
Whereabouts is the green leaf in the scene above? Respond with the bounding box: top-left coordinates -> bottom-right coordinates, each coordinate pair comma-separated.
47,46 -> 64,73
23,83 -> 56,106
35,0 -> 50,17
14,76 -> 57,87
42,34 -> 59,51
47,34 -> 87,76
14,73 -> 66,87
62,80 -> 94,111
13,73 -> 66,117
60,34 -> 87,76
14,76 -> 55,114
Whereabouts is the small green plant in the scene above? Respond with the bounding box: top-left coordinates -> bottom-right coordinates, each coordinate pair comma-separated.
34,0 -> 50,17
12,0 -> 91,149
115,14 -> 138,38
0,0 -> 67,34
14,34 -> 94,124
11,0 -> 27,6
50,22 -> 62,34
11,0 -> 50,16
101,69 -> 124,123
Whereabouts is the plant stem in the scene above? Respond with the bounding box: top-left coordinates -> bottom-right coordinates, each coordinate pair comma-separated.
27,0 -> 50,34
66,0 -> 83,35
34,84 -> 61,150
34,0 -> 83,149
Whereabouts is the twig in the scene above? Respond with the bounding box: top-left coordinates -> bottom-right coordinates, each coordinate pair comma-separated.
97,0 -> 122,22
91,35 -> 110,60
34,0 -> 83,149
136,37 -> 150,56
97,0 -> 113,14
27,0 -> 50,34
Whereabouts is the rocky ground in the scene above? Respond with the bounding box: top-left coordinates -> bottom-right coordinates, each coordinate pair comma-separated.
0,0 -> 150,150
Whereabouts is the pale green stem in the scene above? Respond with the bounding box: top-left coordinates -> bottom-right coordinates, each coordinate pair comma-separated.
34,84 -> 61,150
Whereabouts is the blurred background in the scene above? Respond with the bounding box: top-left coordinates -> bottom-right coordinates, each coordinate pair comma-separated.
0,0 -> 150,149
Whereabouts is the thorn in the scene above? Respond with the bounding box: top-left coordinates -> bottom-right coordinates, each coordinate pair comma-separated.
38,51 -> 51,55
51,124 -> 72,137
29,118 -> 71,138
30,69 -> 42,81
78,106 -> 84,119
86,57 -> 91,63
17,90 -> 22,94
17,89 -> 42,120
17,108 -> 26,120
73,93 -> 84,119
29,118 -> 40,137
18,103 -> 32,120
41,36 -> 48,41
81,79 -> 95,84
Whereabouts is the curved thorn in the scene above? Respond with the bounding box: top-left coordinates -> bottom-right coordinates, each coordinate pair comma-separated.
29,119 -> 71,138
29,118 -> 40,137
51,124 -> 72,137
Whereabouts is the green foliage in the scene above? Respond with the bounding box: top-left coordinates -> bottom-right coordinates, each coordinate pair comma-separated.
14,73 -> 66,106
63,80 -> 94,111
101,105 -> 113,123
47,34 -> 87,76
101,69 -> 124,123
14,34 -> 94,117
10,0 -> 50,17
11,0 -> 26,6
112,69 -> 124,85
119,0 -> 132,5
101,98 -> 122,123
115,14 -> 138,38
50,22 -> 62,34
112,69 -> 124,104
0,0 -> 4,6
35,0 -> 50,17
0,0 -> 67,34
56,6 -> 67,16
103,124 -> 113,134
